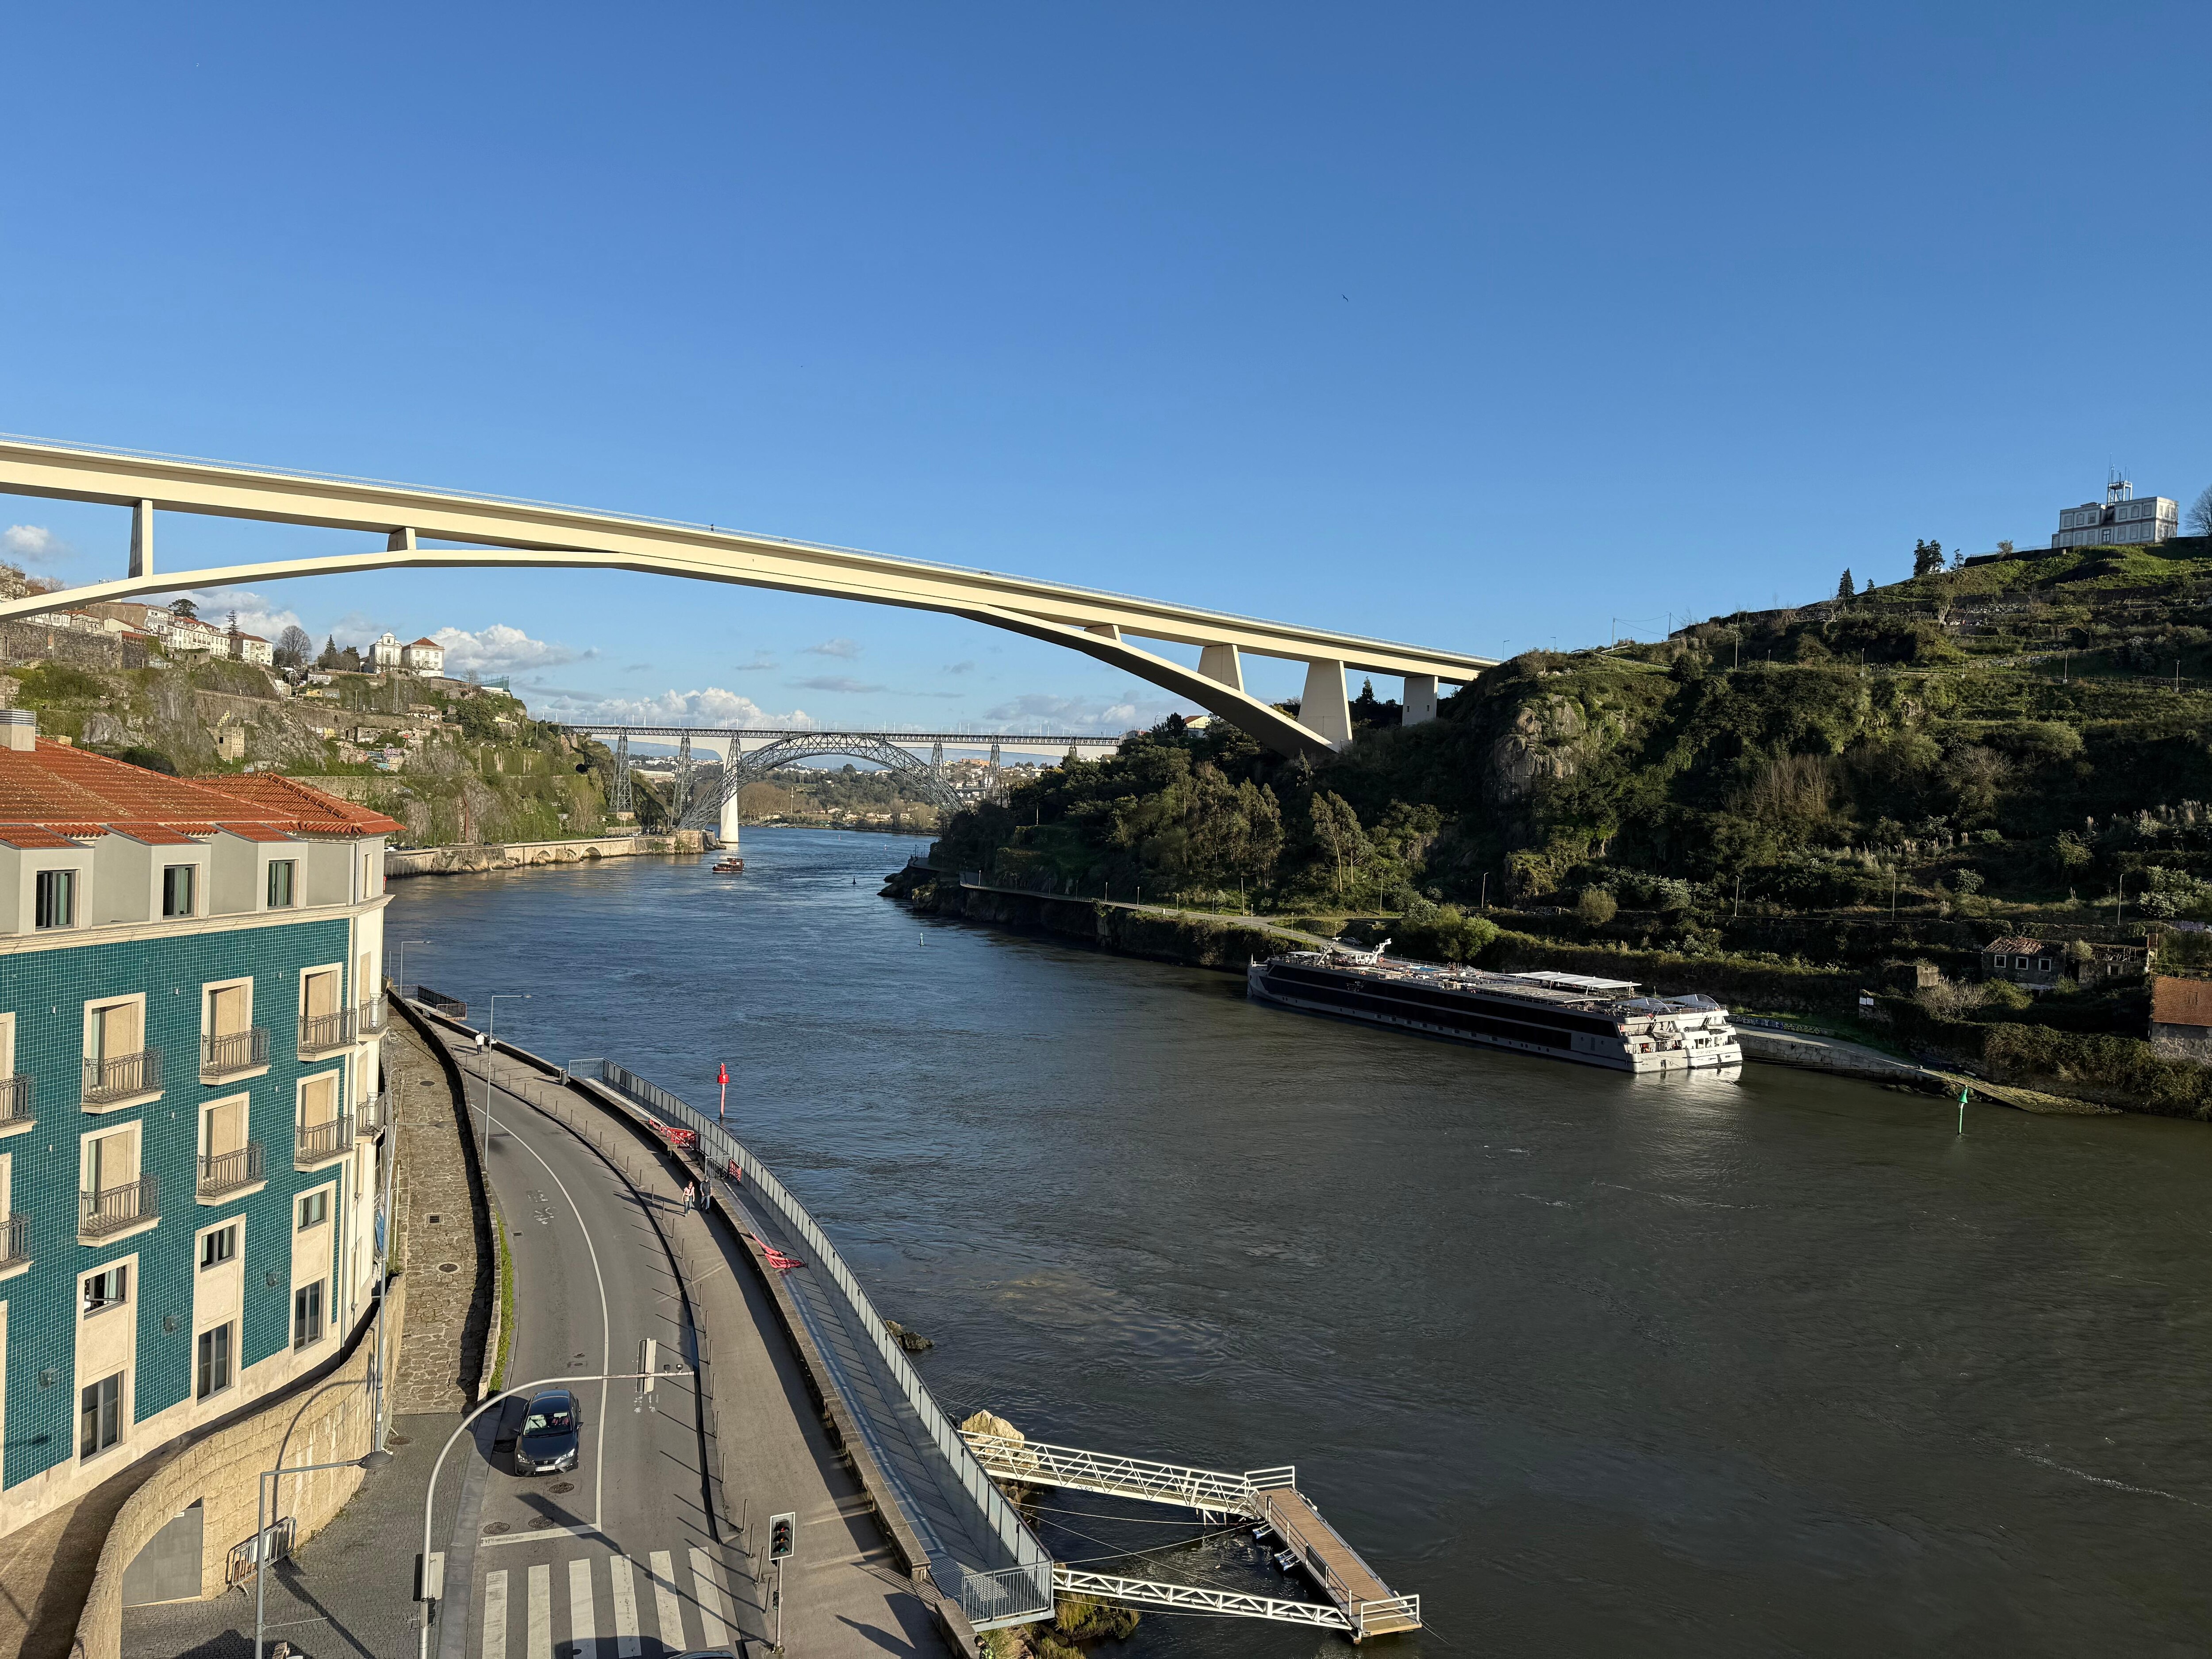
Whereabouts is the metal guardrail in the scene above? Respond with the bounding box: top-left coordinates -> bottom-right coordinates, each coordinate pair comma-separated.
197,1143 -> 264,1198
225,1516 -> 294,1588
407,985 -> 467,1018
960,1432 -> 1288,1515
357,995 -> 388,1033
201,1027 -> 269,1079
83,1047 -> 160,1104
298,1009 -> 356,1052
294,1113 -> 353,1167
1054,1566 -> 1349,1629
0,1212 -> 29,1270
80,1175 -> 157,1239
579,1059 -> 1054,1625
357,1090 -> 388,1136
0,1074 -> 29,1126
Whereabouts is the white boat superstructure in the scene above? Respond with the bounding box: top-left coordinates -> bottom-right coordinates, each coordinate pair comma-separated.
1247,950 -> 1742,1074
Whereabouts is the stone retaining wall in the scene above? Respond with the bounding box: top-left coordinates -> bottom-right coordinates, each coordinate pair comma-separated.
386,831 -> 706,879
67,1278 -> 406,1659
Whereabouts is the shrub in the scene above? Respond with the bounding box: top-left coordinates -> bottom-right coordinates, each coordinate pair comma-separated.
1575,886 -> 1618,926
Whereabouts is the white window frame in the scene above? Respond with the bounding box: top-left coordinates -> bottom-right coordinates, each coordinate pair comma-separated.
195,1320 -> 235,1402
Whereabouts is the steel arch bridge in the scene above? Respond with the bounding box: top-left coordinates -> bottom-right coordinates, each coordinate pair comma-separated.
684,732 -> 964,825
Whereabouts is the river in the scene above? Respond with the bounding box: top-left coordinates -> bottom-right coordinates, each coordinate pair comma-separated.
387,828 -> 2212,1657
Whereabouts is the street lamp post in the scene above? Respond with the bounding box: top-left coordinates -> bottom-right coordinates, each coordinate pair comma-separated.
415,1367 -> 691,1659
254,1450 -> 390,1659
476,994 -> 531,1160
392,938 -> 430,999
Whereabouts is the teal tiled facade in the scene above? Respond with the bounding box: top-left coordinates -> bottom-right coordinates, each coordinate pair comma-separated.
1,917 -> 356,1489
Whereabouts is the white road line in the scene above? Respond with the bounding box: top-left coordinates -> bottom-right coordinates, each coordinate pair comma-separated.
609,1554 -> 642,1658
481,1568 -> 508,1659
526,1562 -> 552,1659
688,1546 -> 730,1647
649,1549 -> 685,1651
568,1557 -> 596,1649
476,1066 -> 615,1531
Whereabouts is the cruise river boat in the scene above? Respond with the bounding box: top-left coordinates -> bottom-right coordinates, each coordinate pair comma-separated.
1248,949 -> 1742,1074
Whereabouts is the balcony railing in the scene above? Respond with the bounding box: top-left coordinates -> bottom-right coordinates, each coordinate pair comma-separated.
80,1175 -> 157,1240
200,1027 -> 270,1080
294,1112 -> 353,1167
298,1009 -> 356,1054
356,995 -> 388,1034
82,1048 -> 161,1105
355,1091 -> 388,1137
0,1074 -> 31,1127
0,1213 -> 28,1270
197,1142 -> 265,1198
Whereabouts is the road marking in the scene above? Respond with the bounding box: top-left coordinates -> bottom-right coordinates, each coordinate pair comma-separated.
526,1562 -> 551,1659
649,1549 -> 685,1650
568,1557 -> 595,1649
476,1065 -> 615,1531
480,1525 -> 602,1548
690,1546 -> 729,1646
608,1553 -> 642,1658
482,1568 -> 508,1658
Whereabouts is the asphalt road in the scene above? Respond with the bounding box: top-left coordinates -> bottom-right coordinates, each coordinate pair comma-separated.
433,1052 -> 749,1659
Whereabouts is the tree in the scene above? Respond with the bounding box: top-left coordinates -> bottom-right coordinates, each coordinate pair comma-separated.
275,625 -> 314,668
1912,539 -> 1945,578
316,634 -> 341,669
2191,485 -> 2212,538
1836,568 -> 1855,603
1307,791 -> 1368,898
1575,886 -> 1618,926
169,597 -> 199,620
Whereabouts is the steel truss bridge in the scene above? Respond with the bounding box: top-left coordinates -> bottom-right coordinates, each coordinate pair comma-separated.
563,723 -> 1127,831
0,434 -> 1490,763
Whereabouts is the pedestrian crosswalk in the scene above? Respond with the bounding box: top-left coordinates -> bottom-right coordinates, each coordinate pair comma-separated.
479,1545 -> 734,1657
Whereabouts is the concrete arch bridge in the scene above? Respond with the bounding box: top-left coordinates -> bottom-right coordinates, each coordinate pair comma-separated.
565,724 -> 1125,834
0,435 -> 1490,762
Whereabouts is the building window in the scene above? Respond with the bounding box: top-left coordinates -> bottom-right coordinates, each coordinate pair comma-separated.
200,1224 -> 237,1270
162,864 -> 196,918
196,1323 -> 233,1400
292,1282 -> 324,1349
267,860 -> 296,909
80,1373 -> 123,1458
81,1264 -> 129,1315
298,1190 -> 328,1230
34,869 -> 75,929
2039,959 -> 2052,971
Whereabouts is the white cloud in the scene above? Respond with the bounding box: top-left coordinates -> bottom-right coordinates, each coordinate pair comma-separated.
943,660 -> 976,676
525,685 -> 817,729
732,651 -> 778,671
178,586 -> 306,644
981,691 -> 1183,734
803,637 -> 861,660
792,676 -> 887,694
2,525 -> 70,563
431,623 -> 586,675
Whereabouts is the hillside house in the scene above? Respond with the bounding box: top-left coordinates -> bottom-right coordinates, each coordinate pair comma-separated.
1982,935 -> 2059,989
401,637 -> 445,675
2072,940 -> 2151,989
2149,976 -> 2212,1060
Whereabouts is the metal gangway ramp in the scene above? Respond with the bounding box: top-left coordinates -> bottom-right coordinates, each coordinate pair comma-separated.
963,1432 -> 1421,1640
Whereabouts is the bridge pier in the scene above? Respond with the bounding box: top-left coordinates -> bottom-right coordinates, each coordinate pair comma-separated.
1198,643 -> 1244,693
1402,673 -> 1438,725
1300,659 -> 1353,750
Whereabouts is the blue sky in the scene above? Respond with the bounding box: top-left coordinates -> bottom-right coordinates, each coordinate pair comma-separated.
3,3 -> 2208,733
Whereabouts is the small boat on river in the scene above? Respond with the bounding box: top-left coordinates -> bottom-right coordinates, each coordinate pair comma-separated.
1248,946 -> 1741,1073
711,856 -> 745,874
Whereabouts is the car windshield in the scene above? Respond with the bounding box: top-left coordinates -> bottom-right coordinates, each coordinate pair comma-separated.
523,1407 -> 574,1434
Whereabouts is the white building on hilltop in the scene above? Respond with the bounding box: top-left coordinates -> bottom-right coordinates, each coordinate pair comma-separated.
2053,478 -> 2178,550
401,636 -> 445,675
370,632 -> 405,670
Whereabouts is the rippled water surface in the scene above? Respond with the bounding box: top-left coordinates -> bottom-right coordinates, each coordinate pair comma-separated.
389,830 -> 2212,1657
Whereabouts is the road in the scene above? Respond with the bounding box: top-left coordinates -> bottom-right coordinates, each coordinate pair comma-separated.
432,1045 -> 745,1659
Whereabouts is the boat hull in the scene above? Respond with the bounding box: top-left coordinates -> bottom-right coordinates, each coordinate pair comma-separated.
1248,962 -> 1742,1075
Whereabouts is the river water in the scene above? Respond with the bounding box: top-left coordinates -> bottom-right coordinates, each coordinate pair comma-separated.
388,829 -> 2212,1657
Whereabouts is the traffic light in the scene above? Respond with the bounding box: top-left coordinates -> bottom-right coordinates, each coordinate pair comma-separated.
768,1512 -> 796,1561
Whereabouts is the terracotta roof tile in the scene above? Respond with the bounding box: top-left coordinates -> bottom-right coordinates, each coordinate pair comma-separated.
1985,936 -> 2046,955
214,822 -> 295,844
0,741 -> 401,838
0,824 -> 84,849
2151,976 -> 2212,1029
104,822 -> 202,845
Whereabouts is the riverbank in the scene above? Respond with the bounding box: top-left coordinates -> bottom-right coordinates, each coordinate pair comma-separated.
882,865 -> 2150,1116
386,829 -> 708,879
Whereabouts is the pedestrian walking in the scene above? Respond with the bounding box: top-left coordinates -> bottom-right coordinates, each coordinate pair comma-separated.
680,1180 -> 696,1215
